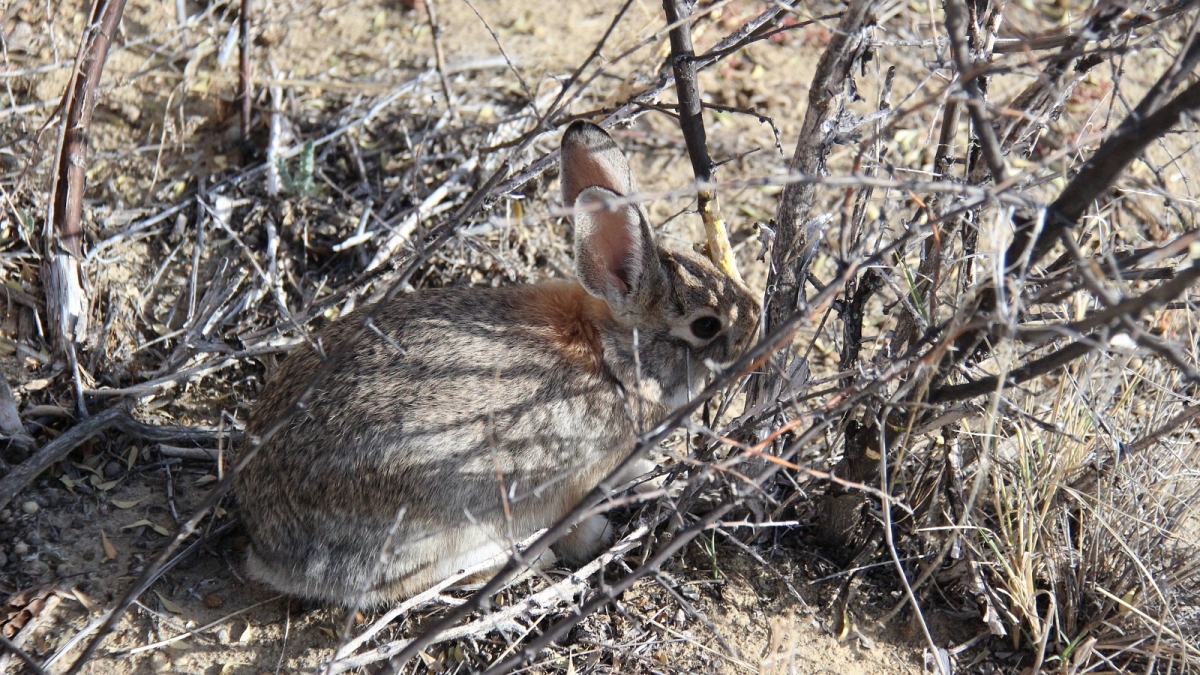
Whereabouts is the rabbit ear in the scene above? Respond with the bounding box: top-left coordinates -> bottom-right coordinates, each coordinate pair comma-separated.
573,186 -> 657,306
561,121 -> 637,207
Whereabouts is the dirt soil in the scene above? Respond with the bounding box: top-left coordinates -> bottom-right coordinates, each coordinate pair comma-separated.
0,0 -> 1135,673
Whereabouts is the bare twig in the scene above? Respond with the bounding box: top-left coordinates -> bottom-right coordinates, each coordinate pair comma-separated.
424,0 -> 454,115
943,0 -> 1007,183
331,526 -> 649,673
663,0 -> 741,282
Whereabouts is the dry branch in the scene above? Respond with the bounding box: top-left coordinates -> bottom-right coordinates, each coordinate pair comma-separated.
943,0 -> 1006,182
43,0 -> 128,355
0,407 -> 237,511
0,406 -> 125,511
239,0 -> 253,160
750,0 -> 883,408
951,25 -> 1200,372
332,525 -> 649,673
662,0 -> 740,282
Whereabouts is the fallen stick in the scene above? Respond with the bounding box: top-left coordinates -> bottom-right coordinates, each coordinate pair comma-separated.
0,406 -> 125,511
330,530 -> 549,662
365,157 -> 477,272
44,0 -> 129,354
0,408 -> 240,511
156,444 -> 221,461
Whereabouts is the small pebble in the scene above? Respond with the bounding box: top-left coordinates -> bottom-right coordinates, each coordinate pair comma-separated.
12,541 -> 29,555
21,500 -> 39,515
203,593 -> 224,608
148,650 -> 171,671
0,551 -> 7,567
104,461 -> 122,478
26,532 -> 40,545
0,509 -> 11,522
56,563 -> 70,576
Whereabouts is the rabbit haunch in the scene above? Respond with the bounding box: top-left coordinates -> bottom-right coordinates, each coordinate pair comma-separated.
234,122 -> 760,606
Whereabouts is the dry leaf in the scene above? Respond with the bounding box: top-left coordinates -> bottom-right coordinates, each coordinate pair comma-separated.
72,461 -> 102,477
123,519 -> 171,536
318,626 -> 337,639
111,497 -> 146,509
59,475 -> 75,490
92,478 -> 120,491
154,591 -> 184,614
24,378 -> 50,391
195,474 -> 218,485
71,588 -> 100,614
125,446 -> 139,470
100,530 -> 117,561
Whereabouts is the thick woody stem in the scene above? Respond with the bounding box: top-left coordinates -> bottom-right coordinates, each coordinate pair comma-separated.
663,0 -> 742,283
747,0 -> 882,409
44,0 -> 128,355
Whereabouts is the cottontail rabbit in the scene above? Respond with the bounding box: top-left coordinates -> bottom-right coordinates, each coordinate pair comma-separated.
234,121 -> 760,606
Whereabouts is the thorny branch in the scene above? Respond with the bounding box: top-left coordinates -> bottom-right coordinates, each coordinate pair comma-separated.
749,0 -> 884,412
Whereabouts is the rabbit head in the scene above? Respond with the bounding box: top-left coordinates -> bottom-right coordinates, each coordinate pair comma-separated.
560,121 -> 760,410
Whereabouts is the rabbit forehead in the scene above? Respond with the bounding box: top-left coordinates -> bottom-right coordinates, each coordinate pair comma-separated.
663,248 -> 743,312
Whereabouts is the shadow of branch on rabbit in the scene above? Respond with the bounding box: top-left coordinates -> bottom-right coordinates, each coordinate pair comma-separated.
234,122 -> 760,607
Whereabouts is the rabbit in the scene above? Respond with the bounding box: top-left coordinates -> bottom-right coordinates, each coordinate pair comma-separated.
233,121 -> 761,607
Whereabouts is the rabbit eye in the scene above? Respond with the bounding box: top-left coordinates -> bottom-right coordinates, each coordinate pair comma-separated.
690,316 -> 722,340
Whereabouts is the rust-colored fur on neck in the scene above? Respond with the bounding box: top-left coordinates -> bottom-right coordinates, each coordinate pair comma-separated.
523,281 -> 611,375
